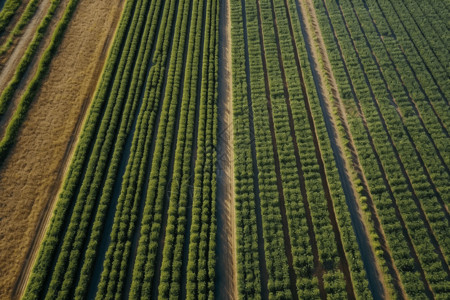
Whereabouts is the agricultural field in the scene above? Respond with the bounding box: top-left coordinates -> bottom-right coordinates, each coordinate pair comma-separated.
0,0 -> 447,299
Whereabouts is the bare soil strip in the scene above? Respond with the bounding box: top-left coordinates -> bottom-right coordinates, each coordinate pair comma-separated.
215,0 -> 237,297
339,2 -> 450,273
0,0 -> 124,298
254,1 -> 298,298
240,0 -> 269,297
319,0 -> 434,296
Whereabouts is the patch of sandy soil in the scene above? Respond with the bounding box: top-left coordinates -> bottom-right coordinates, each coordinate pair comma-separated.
0,0 -> 124,298
215,0 -> 237,298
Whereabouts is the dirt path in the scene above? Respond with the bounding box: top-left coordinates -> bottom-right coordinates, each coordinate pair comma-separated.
215,0 -> 237,298
0,0 -> 124,298
296,0 -> 388,298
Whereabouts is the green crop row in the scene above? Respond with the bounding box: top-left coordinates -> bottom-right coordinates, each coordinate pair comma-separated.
42,0 -> 153,296
0,0 -> 68,166
349,0 -> 450,263
363,0 -> 450,206
338,0 -> 450,286
282,0 -> 374,298
258,0 -> 325,297
157,0 -> 204,296
374,0 -> 450,105
346,0 -> 450,219
229,0 -> 264,297
24,0 -> 220,297
0,0 -> 21,34
185,1 -> 218,298
313,0 -> 449,297
0,0 -> 40,56
244,0 -> 294,297
23,0 -> 140,297
0,0 -> 64,116
259,0 -> 354,297
89,0 -> 168,298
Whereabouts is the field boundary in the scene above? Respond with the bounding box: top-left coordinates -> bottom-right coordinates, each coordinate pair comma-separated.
215,0 -> 237,296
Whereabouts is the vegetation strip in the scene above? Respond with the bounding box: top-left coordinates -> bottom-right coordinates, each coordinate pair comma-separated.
298,0 -> 406,297
314,0 -> 450,296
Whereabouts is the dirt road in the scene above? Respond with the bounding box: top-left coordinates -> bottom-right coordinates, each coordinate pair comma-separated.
215,0 -> 237,297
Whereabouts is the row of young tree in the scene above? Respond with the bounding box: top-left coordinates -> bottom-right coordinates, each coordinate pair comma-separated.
231,0 -> 375,298
24,0 -> 219,298
229,0 -> 265,296
23,0 -> 151,297
283,0 -> 375,298
352,0 -> 450,266
313,0 -> 449,297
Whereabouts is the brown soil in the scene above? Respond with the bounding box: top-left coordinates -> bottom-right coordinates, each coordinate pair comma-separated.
0,0 -> 124,298
215,0 -> 237,298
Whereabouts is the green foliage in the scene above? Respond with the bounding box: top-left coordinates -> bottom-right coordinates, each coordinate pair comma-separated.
0,0 -> 40,56
0,0 -> 21,34
313,0 -> 450,297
